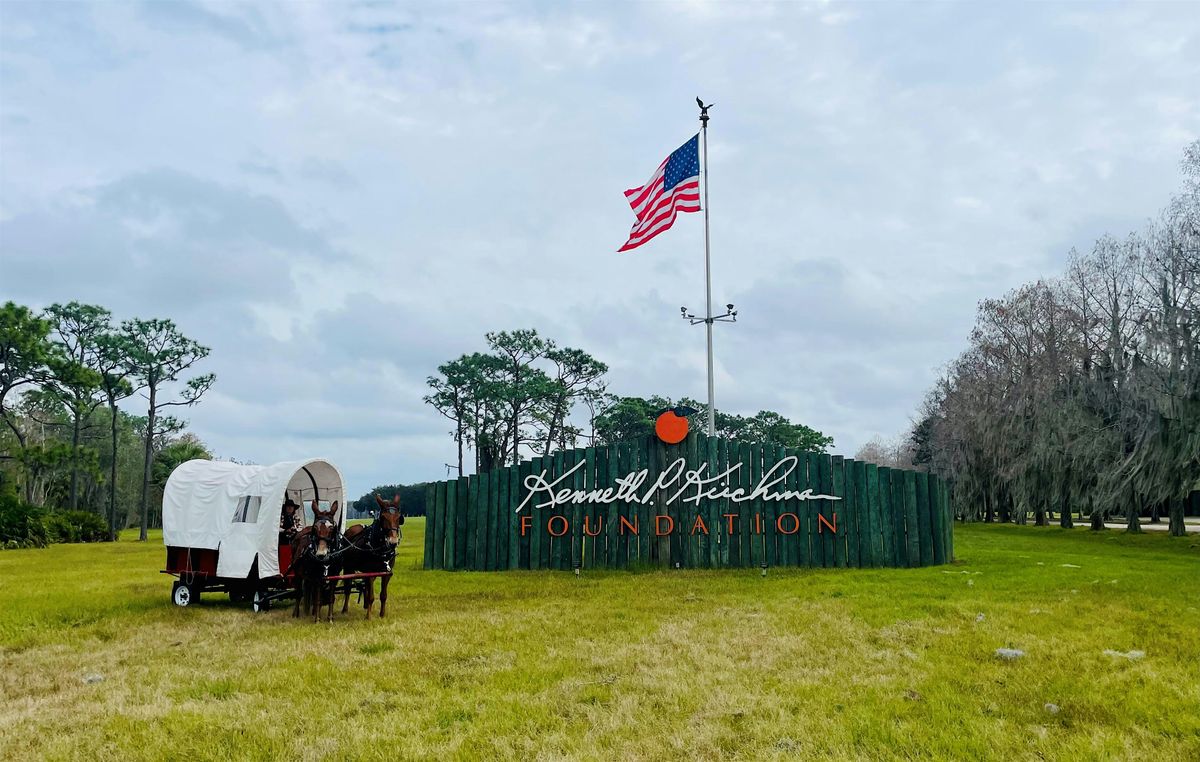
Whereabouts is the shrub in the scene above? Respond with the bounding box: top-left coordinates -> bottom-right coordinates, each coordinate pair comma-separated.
0,493 -> 49,549
44,510 -> 110,544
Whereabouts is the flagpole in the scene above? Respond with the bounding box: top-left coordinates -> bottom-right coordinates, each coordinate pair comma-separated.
699,100 -> 715,437
680,99 -> 735,436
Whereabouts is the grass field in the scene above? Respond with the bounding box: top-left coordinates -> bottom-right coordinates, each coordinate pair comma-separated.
1,522 -> 1198,761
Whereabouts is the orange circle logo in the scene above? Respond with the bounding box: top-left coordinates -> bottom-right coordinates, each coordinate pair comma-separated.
655,410 -> 689,444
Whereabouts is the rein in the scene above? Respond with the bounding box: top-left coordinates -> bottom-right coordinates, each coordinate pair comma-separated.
325,518 -> 397,567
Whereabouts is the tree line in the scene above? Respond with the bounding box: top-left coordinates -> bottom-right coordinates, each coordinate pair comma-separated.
898,142 -> 1199,536
425,329 -> 832,477
0,301 -> 215,540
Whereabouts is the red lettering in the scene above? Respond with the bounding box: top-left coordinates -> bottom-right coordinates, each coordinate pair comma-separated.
520,514 -> 532,536
690,515 -> 709,535
619,515 -> 639,535
755,513 -> 763,534
724,513 -> 738,534
776,512 -> 799,534
817,513 -> 837,534
583,515 -> 603,537
547,515 -> 568,537
655,515 -> 674,536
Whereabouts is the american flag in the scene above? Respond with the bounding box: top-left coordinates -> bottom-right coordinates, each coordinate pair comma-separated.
619,134 -> 701,252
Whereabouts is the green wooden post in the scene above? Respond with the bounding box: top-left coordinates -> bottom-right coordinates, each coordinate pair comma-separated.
830,455 -> 847,568
749,442 -> 764,569
546,451 -> 562,569
787,449 -> 805,567
716,438 -> 731,567
492,468 -> 506,568
649,438 -> 665,568
454,477 -> 468,569
507,465 -> 521,570
666,437 -> 682,568
477,470 -> 491,570
551,450 -> 568,571
527,457 -> 543,570
863,463 -> 882,568
929,475 -> 946,565
815,453 -> 833,567
849,461 -> 867,567
437,480 -> 450,570
443,476 -> 458,571
616,442 -> 629,567
776,448 -> 791,567
684,432 -> 698,568
637,436 -> 653,565
903,470 -> 919,567
463,475 -> 478,571
497,465 -> 511,570
423,483 -> 436,570
844,457 -> 860,567
590,445 -> 603,569
608,443 -> 624,569
703,435 -> 719,568
570,448 -> 585,571
763,444 -> 783,569
515,461 -> 532,569
876,467 -> 890,567
734,442 -> 750,567
914,472 -> 932,567
945,480 -> 955,562
889,469 -> 906,567
804,451 -> 820,567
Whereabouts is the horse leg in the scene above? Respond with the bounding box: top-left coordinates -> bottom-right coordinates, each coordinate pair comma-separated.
364,578 -> 375,620
292,578 -> 302,618
341,577 -> 351,614
379,574 -> 391,618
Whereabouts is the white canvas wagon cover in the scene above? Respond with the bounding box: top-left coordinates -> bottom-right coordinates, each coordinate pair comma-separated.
162,458 -> 346,579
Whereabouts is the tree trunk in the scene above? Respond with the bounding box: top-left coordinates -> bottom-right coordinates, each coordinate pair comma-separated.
108,400 -> 120,540
139,385 -> 156,542
1089,495 -> 1105,531
1125,492 -> 1141,533
1149,501 -> 1161,524
1060,501 -> 1073,529
68,414 -> 81,510
1168,497 -> 1186,537
455,424 -> 464,478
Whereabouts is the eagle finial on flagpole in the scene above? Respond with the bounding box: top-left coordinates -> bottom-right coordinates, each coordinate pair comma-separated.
696,97 -> 713,125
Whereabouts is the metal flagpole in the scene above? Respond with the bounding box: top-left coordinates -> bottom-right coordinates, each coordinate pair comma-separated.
700,101 -> 715,437
682,99 -> 736,436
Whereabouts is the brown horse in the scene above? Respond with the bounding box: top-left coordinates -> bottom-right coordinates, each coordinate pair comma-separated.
290,500 -> 341,622
339,493 -> 404,619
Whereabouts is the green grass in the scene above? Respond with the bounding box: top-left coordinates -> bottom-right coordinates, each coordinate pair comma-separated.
1,522 -> 1197,760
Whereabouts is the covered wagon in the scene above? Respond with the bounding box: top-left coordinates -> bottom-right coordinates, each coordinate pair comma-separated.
161,458 -> 346,611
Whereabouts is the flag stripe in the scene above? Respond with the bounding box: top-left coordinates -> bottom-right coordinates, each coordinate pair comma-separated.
629,176 -> 698,222
619,192 -> 700,251
618,134 -> 701,252
624,162 -> 668,220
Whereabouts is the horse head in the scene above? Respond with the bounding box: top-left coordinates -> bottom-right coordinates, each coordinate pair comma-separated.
311,499 -> 340,558
373,493 -> 404,546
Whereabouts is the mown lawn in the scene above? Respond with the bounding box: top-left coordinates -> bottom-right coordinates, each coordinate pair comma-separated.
1,522 -> 1197,761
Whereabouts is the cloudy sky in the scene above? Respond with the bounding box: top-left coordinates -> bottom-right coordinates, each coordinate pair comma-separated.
2,1 -> 1197,497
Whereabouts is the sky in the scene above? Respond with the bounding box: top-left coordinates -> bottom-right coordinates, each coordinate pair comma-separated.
2,1 -> 1198,498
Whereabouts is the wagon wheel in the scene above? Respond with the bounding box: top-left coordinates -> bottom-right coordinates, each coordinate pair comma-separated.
252,588 -> 271,613
172,580 -> 197,607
